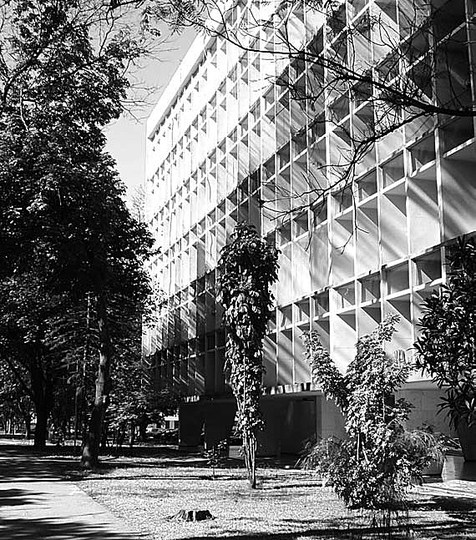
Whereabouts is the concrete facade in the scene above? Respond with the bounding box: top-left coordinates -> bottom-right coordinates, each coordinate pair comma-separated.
144,0 -> 476,453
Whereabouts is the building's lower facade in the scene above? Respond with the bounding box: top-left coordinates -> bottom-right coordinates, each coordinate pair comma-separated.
143,0 -> 476,453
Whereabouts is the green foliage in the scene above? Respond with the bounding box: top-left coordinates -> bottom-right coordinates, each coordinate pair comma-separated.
217,223 -> 279,488
303,316 -> 443,509
107,349 -> 179,446
415,236 -> 476,428
0,362 -> 33,435
304,332 -> 348,411
0,1 -> 153,451
203,440 -> 228,478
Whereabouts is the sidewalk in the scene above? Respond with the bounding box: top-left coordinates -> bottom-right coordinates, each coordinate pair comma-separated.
0,444 -> 147,539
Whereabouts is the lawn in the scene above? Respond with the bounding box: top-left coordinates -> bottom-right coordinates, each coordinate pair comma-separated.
60,447 -> 476,540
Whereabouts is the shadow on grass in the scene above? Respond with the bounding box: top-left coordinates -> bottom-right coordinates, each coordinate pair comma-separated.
0,448 -> 72,483
0,488 -> 36,506
0,516 -> 146,539
262,482 -> 322,490
177,519 -> 475,540
70,473 -> 246,483
419,495 -> 476,530
170,496 -> 476,540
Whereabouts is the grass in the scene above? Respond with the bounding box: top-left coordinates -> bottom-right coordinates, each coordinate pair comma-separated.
49,446 -> 476,540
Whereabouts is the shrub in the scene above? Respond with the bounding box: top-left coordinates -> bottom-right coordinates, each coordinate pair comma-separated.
302,316 -> 443,509
415,236 -> 476,429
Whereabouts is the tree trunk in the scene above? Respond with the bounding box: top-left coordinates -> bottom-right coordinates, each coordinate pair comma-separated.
457,419 -> 476,461
243,431 -> 257,489
30,359 -> 53,449
100,421 -> 109,451
81,294 -> 112,468
25,417 -> 31,439
129,421 -> 136,448
34,406 -> 49,448
138,415 -> 148,442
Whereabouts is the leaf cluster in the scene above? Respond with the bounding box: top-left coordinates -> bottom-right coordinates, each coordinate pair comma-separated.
303,316 -> 442,509
415,236 -> 476,428
216,223 -> 279,436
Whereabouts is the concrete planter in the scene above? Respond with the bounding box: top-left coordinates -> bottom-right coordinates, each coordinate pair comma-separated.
457,419 -> 476,461
422,459 -> 444,477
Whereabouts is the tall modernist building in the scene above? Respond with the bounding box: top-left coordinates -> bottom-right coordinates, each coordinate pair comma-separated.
144,0 -> 476,453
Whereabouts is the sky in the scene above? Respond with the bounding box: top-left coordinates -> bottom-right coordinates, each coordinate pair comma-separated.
104,29 -> 197,203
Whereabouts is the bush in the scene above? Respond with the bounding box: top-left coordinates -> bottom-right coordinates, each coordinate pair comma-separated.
302,316 -> 444,509
415,236 -> 476,429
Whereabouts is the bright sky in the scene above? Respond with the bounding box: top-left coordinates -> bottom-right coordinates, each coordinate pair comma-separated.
105,29 -> 197,203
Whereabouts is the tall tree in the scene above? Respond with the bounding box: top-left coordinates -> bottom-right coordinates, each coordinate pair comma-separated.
0,0 -> 153,459
217,223 -> 279,488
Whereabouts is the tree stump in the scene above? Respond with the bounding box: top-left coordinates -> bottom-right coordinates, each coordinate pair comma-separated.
169,509 -> 214,522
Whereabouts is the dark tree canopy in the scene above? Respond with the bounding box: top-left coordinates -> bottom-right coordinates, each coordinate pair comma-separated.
0,0 -> 153,454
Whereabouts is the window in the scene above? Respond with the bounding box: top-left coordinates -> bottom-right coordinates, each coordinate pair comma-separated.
386,262 -> 409,295
413,251 -> 441,286
336,282 -> 356,309
359,274 -> 380,303
382,152 -> 404,187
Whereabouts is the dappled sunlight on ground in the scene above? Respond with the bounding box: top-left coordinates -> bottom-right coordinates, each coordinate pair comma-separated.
1,443 -> 475,539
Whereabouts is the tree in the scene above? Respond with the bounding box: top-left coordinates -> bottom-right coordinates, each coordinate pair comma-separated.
415,236 -> 476,460
107,317 -> 154,448
217,223 -> 279,488
0,269 -> 80,447
0,1 -> 153,459
302,316 -> 442,509
0,362 -> 33,437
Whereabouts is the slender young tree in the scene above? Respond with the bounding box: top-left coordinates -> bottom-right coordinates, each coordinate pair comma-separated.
217,223 -> 279,488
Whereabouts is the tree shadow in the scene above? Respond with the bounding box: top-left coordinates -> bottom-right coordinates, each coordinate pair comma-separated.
262,482 -> 321,490
0,488 -> 36,506
0,516 -> 146,539
0,452 -> 70,483
175,495 -> 476,540
414,494 -> 476,528
71,473 -> 244,482
177,519 -> 476,540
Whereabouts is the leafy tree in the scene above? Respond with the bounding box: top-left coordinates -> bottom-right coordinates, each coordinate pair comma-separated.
303,316 -> 442,509
0,362 -> 33,437
107,329 -> 152,448
217,223 -> 279,488
0,1 -> 153,460
415,236 -> 476,457
0,270 -> 79,447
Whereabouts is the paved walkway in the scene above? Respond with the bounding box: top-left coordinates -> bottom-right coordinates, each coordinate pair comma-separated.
0,444 -> 146,539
